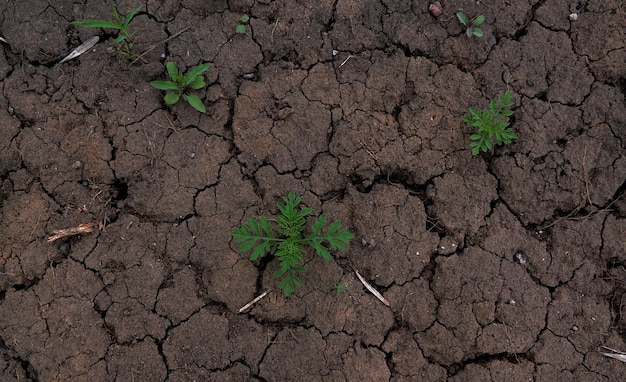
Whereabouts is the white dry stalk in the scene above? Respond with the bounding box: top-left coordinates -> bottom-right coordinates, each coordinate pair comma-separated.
354,270 -> 390,306
0,37 -> 7,44
47,222 -> 96,242
238,290 -> 270,313
59,36 -> 99,64
599,346 -> 626,362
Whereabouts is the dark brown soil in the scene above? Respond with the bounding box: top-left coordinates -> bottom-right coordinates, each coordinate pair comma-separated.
1,0 -> 625,381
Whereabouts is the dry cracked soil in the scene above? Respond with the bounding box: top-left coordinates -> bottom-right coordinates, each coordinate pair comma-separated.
0,0 -> 625,381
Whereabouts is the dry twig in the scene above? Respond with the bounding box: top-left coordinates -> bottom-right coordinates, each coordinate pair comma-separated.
47,222 -> 96,243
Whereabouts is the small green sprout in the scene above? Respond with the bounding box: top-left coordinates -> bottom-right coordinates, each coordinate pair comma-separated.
333,283 -> 347,293
72,3 -> 142,59
232,192 -> 354,296
462,90 -> 517,155
456,12 -> 485,37
235,14 -> 250,34
150,61 -> 211,113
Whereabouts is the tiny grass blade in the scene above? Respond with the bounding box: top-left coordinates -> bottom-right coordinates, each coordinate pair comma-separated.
123,6 -> 142,28
72,20 -> 122,29
113,35 -> 128,44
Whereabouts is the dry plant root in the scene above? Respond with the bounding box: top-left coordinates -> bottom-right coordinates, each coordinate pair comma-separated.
47,222 -> 96,243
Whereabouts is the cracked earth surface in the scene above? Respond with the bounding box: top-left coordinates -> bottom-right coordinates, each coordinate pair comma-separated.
0,0 -> 625,381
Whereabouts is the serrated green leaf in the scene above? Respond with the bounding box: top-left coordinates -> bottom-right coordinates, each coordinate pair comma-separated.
311,215 -> 327,235
485,138 -> 493,150
182,93 -> 206,113
470,134 -> 483,141
150,80 -> 179,90
164,92 -> 180,105
311,241 -> 332,260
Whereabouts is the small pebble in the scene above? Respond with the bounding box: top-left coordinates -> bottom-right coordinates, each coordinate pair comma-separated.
59,241 -> 71,256
429,1 -> 442,17
514,252 -> 526,264
569,13 -> 578,21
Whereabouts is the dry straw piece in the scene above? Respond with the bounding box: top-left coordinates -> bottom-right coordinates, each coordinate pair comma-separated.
239,290 -> 271,313
47,222 -> 96,242
355,270 -> 390,307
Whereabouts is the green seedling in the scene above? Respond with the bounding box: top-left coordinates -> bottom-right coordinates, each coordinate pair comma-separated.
236,14 -> 250,34
333,283 -> 347,294
456,12 -> 484,37
232,192 -> 354,296
72,3 -> 142,59
150,61 -> 211,113
462,90 -> 517,155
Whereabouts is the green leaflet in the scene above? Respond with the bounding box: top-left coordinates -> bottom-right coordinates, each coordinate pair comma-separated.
232,192 -> 354,296
150,61 -> 211,113
463,91 -> 517,155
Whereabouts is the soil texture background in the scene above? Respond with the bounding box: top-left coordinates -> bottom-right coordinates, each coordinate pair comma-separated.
1,0 -> 625,381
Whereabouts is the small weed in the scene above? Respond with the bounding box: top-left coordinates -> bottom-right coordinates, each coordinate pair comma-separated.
232,192 -> 354,296
333,283 -> 347,293
72,3 -> 142,59
235,14 -> 250,34
456,12 -> 484,37
462,90 -> 517,155
150,61 -> 211,113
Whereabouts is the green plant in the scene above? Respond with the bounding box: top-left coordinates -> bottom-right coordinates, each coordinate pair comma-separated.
232,192 -> 354,296
462,90 -> 517,155
72,3 -> 142,59
150,61 -> 211,113
235,14 -> 250,34
456,12 -> 484,37
333,283 -> 347,293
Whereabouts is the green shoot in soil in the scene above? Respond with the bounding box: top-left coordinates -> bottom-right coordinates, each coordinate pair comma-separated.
456,12 -> 484,37
232,192 -> 354,296
150,61 -> 211,113
462,90 -> 517,155
333,283 -> 347,293
72,3 -> 142,59
235,14 -> 250,34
